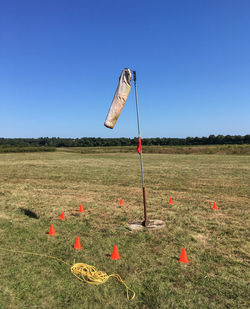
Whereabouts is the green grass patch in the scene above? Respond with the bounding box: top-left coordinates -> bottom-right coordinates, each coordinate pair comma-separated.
0,146 -> 56,153
0,152 -> 249,308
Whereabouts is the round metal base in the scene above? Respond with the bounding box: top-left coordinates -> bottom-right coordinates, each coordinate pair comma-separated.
128,219 -> 165,231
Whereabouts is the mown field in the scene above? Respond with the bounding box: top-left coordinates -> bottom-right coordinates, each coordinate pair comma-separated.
58,144 -> 250,155
0,150 -> 249,308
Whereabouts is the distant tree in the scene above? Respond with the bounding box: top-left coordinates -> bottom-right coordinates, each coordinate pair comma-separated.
244,135 -> 250,144
208,135 -> 216,144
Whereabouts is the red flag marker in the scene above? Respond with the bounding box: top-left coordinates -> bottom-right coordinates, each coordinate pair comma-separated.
168,197 -> 173,205
137,136 -> 142,154
79,204 -> 84,213
120,199 -> 124,206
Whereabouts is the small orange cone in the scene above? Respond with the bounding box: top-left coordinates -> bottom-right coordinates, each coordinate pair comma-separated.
111,245 -> 120,260
48,224 -> 55,235
213,202 -> 218,210
74,236 -> 82,249
168,197 -> 173,205
120,199 -> 124,206
59,212 -> 65,220
179,248 -> 189,263
79,204 -> 84,213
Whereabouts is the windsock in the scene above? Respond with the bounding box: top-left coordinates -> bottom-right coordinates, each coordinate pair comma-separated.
104,68 -> 132,129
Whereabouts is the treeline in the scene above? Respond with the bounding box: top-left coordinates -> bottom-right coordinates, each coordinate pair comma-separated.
0,135 -> 249,147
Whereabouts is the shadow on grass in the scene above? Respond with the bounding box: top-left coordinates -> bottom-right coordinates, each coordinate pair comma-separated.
172,256 -> 180,261
19,208 -> 39,219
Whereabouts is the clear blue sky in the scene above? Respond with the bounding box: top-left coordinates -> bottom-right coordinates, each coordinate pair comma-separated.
0,0 -> 249,138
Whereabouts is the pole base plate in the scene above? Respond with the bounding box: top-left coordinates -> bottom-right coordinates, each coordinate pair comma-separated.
128,219 -> 165,231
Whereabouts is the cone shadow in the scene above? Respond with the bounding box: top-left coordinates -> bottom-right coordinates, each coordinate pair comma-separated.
172,256 -> 179,261
20,208 -> 39,219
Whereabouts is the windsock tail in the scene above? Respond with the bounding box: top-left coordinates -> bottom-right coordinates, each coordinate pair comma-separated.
104,68 -> 132,129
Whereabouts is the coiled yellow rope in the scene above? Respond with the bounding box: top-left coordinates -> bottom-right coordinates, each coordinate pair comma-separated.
71,263 -> 135,300
0,247 -> 135,301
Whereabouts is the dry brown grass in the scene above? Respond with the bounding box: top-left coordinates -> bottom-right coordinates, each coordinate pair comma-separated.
0,151 -> 249,308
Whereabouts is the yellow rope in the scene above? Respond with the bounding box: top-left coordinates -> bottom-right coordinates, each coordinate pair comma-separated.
71,263 -> 135,300
0,247 -> 135,301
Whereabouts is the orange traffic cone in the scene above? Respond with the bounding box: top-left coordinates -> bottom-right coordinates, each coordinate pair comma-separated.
111,245 -> 120,260
48,224 -> 55,235
59,212 -> 65,220
179,248 -> 189,263
74,236 -> 82,249
79,204 -> 84,213
168,197 -> 173,205
213,202 -> 218,210
120,199 -> 124,206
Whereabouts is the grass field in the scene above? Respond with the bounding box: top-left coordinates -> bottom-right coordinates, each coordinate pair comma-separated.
58,144 -> 250,155
0,150 -> 249,308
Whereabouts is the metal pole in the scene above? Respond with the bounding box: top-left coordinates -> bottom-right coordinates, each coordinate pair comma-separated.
133,70 -> 148,226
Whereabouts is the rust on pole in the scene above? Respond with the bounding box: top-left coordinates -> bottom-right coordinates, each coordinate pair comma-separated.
133,70 -> 148,226
142,187 -> 148,226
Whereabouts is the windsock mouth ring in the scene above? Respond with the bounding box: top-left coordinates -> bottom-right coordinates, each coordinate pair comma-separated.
123,68 -> 132,86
